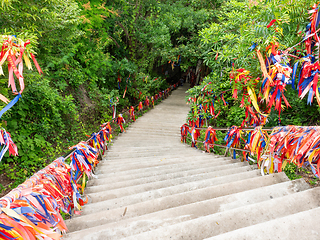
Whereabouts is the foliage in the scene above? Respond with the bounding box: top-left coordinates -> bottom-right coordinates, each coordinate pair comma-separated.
1,0 -> 207,191
283,162 -> 302,180
186,0 -> 320,128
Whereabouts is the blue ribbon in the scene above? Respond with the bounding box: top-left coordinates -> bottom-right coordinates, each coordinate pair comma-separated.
0,93 -> 21,119
0,232 -> 17,240
248,42 -> 257,51
246,131 -> 252,145
0,223 -> 14,231
307,88 -> 314,105
291,62 -> 299,90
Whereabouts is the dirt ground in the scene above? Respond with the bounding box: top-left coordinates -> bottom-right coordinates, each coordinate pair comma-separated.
0,171 -> 14,197
296,165 -> 320,188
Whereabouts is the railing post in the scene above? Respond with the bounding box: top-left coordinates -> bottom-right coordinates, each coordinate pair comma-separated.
224,147 -> 229,157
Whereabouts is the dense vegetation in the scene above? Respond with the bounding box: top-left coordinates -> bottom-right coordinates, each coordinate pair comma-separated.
1,0 -> 319,191
186,0 -> 320,128
0,0 -> 219,190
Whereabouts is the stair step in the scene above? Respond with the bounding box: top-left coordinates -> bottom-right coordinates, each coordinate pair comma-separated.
105,152 -> 214,160
119,187 -> 320,240
78,169 -> 261,215
113,133 -> 181,137
88,159 -> 240,187
105,149 -> 201,158
87,162 -> 248,195
64,178 -> 310,239
89,161 -> 245,191
205,206 -> 320,240
88,165 -> 253,203
66,173 -> 290,232
96,156 -> 238,174
107,145 -> 190,152
102,152 -> 218,163
98,154 -> 226,167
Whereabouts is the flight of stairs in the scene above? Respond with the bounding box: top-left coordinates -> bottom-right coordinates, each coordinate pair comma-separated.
63,85 -> 320,240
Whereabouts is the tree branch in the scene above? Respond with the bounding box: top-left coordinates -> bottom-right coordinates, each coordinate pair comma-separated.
109,36 -> 120,48
116,21 -> 131,46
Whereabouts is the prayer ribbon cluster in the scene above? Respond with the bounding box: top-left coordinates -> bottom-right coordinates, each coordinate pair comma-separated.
232,4 -> 320,124
0,82 -> 179,239
180,123 -> 320,179
182,4 -> 320,179
0,35 -> 42,165
0,129 -> 18,163
0,35 -> 42,113
0,123 -> 112,240
188,4 -> 320,129
262,126 -> 320,177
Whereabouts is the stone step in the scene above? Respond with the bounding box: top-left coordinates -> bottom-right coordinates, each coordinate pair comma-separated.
98,154 -> 225,167
114,132 -> 181,137
120,187 -> 320,240
105,150 -> 212,159
88,164 -> 252,203
66,173 -> 290,232
205,206 -> 320,240
126,128 -> 180,132
116,125 -> 183,129
64,178 -> 310,239
107,141 -> 183,147
109,138 -> 183,142
96,156 -> 237,173
104,149 -> 212,160
87,162 -> 248,194
108,144 -> 191,150
88,159 -> 240,187
106,147 -> 200,154
117,135 -> 181,138
79,169 -> 261,215
122,120 -> 185,124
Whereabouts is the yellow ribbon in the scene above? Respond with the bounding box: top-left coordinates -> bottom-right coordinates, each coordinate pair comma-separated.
247,87 -> 268,117
256,49 -> 273,83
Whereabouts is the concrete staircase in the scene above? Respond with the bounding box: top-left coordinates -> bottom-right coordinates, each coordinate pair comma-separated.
63,85 -> 320,240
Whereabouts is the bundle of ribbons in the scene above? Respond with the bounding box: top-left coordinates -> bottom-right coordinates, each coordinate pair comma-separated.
290,3 -> 320,107
190,125 -> 200,148
68,142 -> 99,202
110,97 -> 119,120
145,96 -> 150,108
180,123 -> 320,179
0,157 -> 70,240
87,123 -> 112,155
0,128 -> 18,163
223,126 -> 243,158
129,106 -> 135,121
0,36 -> 42,96
0,136 -> 106,239
204,127 -> 218,152
230,68 -> 268,127
116,114 -> 125,132
244,126 -> 268,162
261,126 -> 320,176
227,5 -> 320,125
180,124 -> 189,143
0,35 -> 42,119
